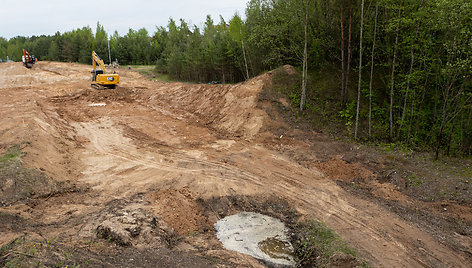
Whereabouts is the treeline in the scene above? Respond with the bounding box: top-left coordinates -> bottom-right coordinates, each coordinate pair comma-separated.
0,0 -> 471,157
153,15 -> 249,82
0,19 -> 248,82
0,23 -> 157,65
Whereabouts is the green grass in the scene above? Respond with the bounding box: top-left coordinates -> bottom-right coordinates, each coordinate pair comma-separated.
0,145 -> 24,163
141,70 -> 172,82
295,220 -> 370,267
128,65 -> 173,82
128,65 -> 155,70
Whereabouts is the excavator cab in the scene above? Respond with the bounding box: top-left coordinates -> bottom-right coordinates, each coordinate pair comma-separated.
22,49 -> 36,69
91,51 -> 119,89
91,69 -> 103,81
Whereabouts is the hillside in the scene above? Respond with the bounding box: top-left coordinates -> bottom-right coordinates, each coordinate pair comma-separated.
0,62 -> 471,267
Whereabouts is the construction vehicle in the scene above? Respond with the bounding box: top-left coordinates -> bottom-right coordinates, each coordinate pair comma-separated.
91,51 -> 119,89
22,49 -> 36,68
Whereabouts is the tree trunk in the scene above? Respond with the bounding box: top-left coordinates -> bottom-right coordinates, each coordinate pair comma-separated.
435,72 -> 454,160
241,40 -> 249,80
407,87 -> 416,143
436,75 -> 468,159
435,124 -> 444,160
343,6 -> 353,107
354,0 -> 365,139
222,65 -> 225,83
368,3 -> 378,139
389,9 -> 401,139
300,0 -> 309,111
397,17 -> 421,139
414,76 -> 428,142
446,123 -> 455,156
407,60 -> 425,144
464,108 -> 472,155
429,84 -> 440,147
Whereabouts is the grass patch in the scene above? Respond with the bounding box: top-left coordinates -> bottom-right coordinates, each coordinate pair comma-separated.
129,66 -> 173,82
407,173 -> 424,187
0,236 -> 83,268
128,65 -> 155,69
294,220 -> 370,267
0,145 -> 24,163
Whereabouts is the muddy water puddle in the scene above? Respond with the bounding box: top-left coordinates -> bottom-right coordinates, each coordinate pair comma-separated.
215,212 -> 295,266
258,237 -> 293,262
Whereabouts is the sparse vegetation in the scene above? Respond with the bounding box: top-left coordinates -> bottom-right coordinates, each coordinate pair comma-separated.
131,66 -> 173,82
294,220 -> 369,267
0,144 -> 68,206
1,236 -> 90,268
407,173 -> 423,187
0,144 -> 24,163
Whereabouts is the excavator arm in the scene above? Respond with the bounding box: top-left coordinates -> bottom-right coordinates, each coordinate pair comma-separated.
22,49 -> 36,68
92,51 -> 107,73
91,51 -> 119,89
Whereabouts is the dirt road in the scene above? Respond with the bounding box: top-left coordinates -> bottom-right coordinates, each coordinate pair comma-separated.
0,61 -> 470,267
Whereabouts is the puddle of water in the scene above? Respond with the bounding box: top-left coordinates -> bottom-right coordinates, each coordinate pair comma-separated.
258,237 -> 293,261
215,212 -> 295,266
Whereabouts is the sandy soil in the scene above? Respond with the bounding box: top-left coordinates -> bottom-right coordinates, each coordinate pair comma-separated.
0,61 -> 471,267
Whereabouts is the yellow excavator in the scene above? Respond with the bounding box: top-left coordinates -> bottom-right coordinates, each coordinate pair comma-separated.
91,51 -> 119,89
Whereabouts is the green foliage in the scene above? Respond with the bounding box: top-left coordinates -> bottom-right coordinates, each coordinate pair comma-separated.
153,15 -> 247,83
289,93 -> 300,107
1,22 -> 156,66
295,220 -> 368,267
339,101 -> 355,127
93,22 -> 108,59
244,0 -> 472,157
379,142 -> 412,154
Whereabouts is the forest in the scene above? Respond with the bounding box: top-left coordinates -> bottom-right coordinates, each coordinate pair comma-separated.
0,0 -> 471,158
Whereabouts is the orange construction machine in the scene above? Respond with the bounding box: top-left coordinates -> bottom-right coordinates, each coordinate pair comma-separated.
22,49 -> 37,68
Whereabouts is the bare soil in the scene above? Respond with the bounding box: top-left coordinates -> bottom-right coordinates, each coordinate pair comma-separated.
0,61 -> 471,267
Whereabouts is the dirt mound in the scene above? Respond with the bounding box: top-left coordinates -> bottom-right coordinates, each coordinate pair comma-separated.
94,199 -> 176,248
313,157 -> 376,182
146,188 -> 209,235
142,66 -> 302,140
146,74 -> 273,139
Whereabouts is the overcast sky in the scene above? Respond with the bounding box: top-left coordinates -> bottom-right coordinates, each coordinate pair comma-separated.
0,0 -> 248,39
